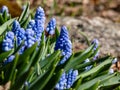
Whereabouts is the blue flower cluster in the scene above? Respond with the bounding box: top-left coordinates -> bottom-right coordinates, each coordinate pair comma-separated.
0,5 -> 9,16
3,55 -> 15,65
55,69 -> 78,89
2,6 -> 46,64
32,7 -> 45,43
91,39 -> 99,60
46,18 -> 56,35
12,21 -> 26,46
12,20 -> 26,54
66,69 -> 78,89
55,26 -> 78,89
55,26 -> 72,64
55,73 -> 67,90
35,7 -> 45,23
25,29 -> 36,48
27,20 -> 35,29
3,6 -> 46,53
2,31 -> 14,51
91,39 -> 99,51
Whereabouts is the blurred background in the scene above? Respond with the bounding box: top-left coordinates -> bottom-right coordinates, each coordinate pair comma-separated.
0,0 -> 120,21
0,0 -> 120,59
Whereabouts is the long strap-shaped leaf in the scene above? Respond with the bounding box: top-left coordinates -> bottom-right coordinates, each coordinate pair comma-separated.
43,69 -> 64,90
18,3 -> 29,23
29,63 -> 56,90
77,58 -> 112,79
0,49 -> 13,63
99,75 -> 120,89
40,50 -> 61,69
78,73 -> 115,90
64,45 -> 94,72
0,18 -> 15,35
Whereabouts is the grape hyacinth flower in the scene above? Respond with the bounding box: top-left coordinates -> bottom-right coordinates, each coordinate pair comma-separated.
55,26 -> 78,89
55,69 -> 78,89
93,51 -> 99,60
2,31 -> 14,51
12,20 -> 21,34
3,55 -> 15,65
0,5 -> 9,16
55,72 -> 67,90
109,68 -> 114,74
46,18 -> 56,35
66,69 -> 78,89
91,39 -> 99,51
91,39 -> 99,60
25,29 -> 36,48
15,28 -> 26,46
27,20 -> 35,29
11,20 -> 26,54
84,59 -> 92,71
112,58 -> 117,64
33,7 -> 45,43
55,26 -> 72,64
33,20 -> 43,43
35,7 -> 45,24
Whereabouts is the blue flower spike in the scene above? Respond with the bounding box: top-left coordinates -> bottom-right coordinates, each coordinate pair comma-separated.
0,5 -> 9,16
91,39 -> 99,60
55,26 -> 72,64
25,29 -> 35,48
66,69 -> 78,89
33,7 -> 46,43
46,18 -> 56,35
12,20 -> 21,34
27,20 -> 35,29
91,39 -> 99,51
3,55 -> 15,65
2,31 -> 14,51
35,6 -> 45,23
55,69 -> 78,89
55,72 -> 67,90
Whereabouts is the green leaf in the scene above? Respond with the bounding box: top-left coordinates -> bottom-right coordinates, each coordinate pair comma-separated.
2,11 -> 8,22
79,30 -> 90,46
74,55 -> 110,70
78,73 -> 115,90
43,69 -> 64,90
0,18 -> 15,35
18,3 -> 29,23
17,56 -> 30,78
0,50 -> 14,63
99,75 -> 120,89
85,80 -> 100,90
18,42 -> 38,65
29,63 -> 56,90
77,58 -> 112,79
20,15 -> 30,28
9,54 -> 19,82
17,43 -> 37,77
40,50 -> 61,70
72,77 -> 83,89
12,67 -> 34,90
0,14 -> 4,24
64,45 -> 94,72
